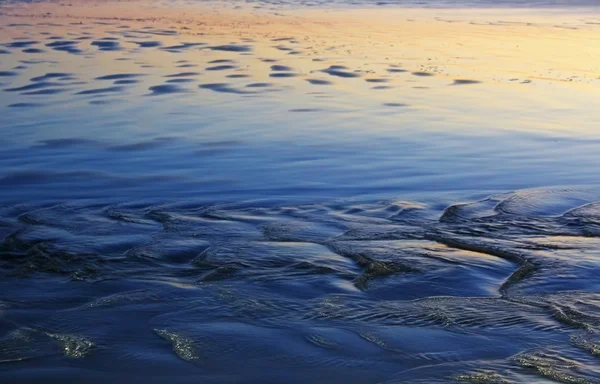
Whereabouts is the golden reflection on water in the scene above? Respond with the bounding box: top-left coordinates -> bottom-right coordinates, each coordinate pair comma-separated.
1,0 -> 599,137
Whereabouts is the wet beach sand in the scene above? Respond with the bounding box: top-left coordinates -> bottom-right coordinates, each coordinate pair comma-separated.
1,0 -> 600,383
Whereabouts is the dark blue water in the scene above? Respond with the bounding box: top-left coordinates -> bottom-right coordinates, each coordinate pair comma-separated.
1,15 -> 600,384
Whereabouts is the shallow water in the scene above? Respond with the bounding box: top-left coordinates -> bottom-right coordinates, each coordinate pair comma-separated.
1,11 -> 600,384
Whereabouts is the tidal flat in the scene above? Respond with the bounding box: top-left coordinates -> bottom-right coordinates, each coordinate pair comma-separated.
1,0 -> 600,382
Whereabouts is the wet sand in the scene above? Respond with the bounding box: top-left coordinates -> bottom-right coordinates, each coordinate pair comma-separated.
2,0 -> 600,87
1,0 -> 599,140
2,1 -> 600,383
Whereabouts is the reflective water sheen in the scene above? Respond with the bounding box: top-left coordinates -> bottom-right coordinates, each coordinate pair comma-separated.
1,6 -> 600,383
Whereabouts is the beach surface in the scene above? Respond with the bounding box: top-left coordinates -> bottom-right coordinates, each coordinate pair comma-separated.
1,1 -> 600,383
